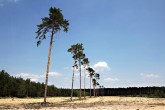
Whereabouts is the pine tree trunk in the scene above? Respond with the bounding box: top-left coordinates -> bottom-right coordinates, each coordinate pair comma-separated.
95,86 -> 97,97
103,88 -> 104,96
79,59 -> 81,99
95,78 -> 97,96
71,60 -> 75,101
93,85 -> 95,97
44,29 -> 54,104
84,68 -> 86,99
90,77 -> 91,98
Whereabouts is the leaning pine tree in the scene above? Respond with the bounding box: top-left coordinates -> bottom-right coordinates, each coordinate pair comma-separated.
36,7 -> 69,104
81,58 -> 89,99
96,82 -> 100,96
92,78 -> 96,97
76,43 -> 85,99
95,73 -> 100,96
68,44 -> 78,101
87,67 -> 95,97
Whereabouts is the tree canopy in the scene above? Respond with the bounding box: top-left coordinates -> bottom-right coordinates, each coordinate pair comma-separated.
36,7 -> 69,46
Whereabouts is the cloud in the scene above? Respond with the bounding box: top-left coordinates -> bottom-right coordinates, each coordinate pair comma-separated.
7,0 -> 19,3
140,73 -> 159,79
16,73 -> 44,82
30,78 -> 39,82
16,71 -> 62,82
93,61 -> 111,73
104,77 -> 120,82
64,66 -> 70,70
0,0 -> 19,7
48,72 -> 62,76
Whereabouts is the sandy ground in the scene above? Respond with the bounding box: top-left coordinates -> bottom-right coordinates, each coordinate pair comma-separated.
0,96 -> 164,110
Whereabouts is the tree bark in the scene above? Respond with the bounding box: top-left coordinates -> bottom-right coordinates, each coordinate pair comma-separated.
93,84 -> 95,97
84,67 -> 86,99
71,60 -> 75,101
95,78 -> 97,97
90,77 -> 91,98
44,29 -> 54,104
79,59 -> 81,99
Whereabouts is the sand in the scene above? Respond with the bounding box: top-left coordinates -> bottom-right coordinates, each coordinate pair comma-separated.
0,96 -> 164,110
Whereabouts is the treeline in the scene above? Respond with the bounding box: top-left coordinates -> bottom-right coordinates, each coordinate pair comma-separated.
85,87 -> 165,98
0,70 -> 80,98
1,70 -> 165,98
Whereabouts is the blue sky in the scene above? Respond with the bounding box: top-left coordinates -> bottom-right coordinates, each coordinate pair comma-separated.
0,0 -> 165,88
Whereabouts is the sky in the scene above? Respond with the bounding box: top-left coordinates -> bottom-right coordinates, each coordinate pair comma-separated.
0,0 -> 165,88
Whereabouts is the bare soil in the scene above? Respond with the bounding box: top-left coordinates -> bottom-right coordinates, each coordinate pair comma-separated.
0,96 -> 164,110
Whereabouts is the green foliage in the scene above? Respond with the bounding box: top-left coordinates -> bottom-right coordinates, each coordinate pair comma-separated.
101,87 -> 165,98
1,70 -> 164,98
68,43 -> 86,99
36,7 -> 69,46
81,58 -> 89,67
86,67 -> 95,78
92,79 -> 96,86
95,73 -> 100,80
0,70 -> 10,96
15,78 -> 26,98
0,70 -> 80,98
68,43 -> 85,60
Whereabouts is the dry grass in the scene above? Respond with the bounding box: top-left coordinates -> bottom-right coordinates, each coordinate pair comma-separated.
0,96 -> 164,110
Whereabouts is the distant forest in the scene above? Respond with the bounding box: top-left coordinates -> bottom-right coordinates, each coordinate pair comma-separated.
0,70 -> 165,98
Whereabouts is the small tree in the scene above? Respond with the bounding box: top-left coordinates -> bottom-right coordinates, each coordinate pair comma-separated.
36,7 -> 69,104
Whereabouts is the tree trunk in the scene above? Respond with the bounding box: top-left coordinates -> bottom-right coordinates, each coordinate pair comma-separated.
79,59 -> 81,99
44,29 -> 54,104
90,77 -> 91,98
95,78 -> 97,96
71,60 -> 75,101
93,85 -> 95,97
95,79 -> 97,97
84,67 -> 86,99
95,86 -> 97,97
103,88 -> 104,96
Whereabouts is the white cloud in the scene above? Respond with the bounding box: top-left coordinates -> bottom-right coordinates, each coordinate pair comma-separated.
16,73 -> 43,82
64,66 -> 70,70
48,72 -> 62,76
16,71 -> 62,82
140,73 -> 159,79
30,78 -> 38,82
48,81 -> 54,85
93,61 -> 111,73
74,72 -> 88,77
104,77 -> 120,82
0,0 -> 19,7
7,0 -> 19,2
